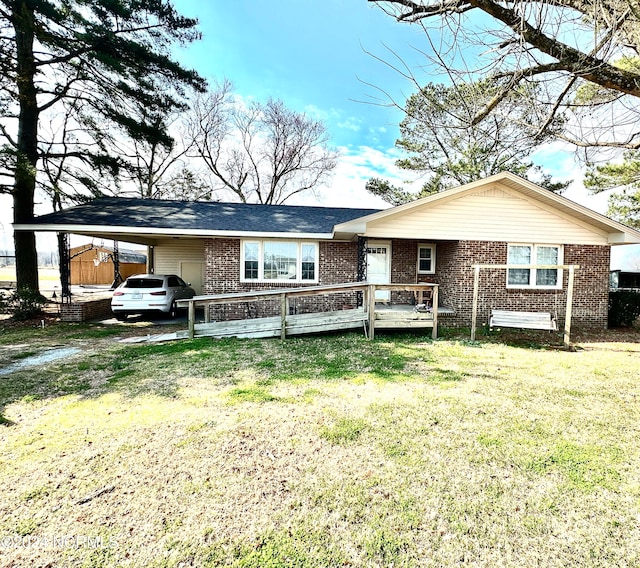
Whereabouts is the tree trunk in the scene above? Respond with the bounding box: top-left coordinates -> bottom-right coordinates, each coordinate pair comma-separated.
12,1 -> 40,293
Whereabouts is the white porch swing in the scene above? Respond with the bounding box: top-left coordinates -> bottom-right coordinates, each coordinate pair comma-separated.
470,263 -> 580,347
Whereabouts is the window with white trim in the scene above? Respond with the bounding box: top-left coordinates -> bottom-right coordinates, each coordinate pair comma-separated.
507,244 -> 563,289
241,240 -> 319,283
417,244 -> 436,274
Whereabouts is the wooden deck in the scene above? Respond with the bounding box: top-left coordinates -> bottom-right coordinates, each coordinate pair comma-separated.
178,282 -> 447,340
375,304 -> 454,330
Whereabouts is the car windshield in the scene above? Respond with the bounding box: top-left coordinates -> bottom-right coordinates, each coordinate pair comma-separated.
124,278 -> 163,289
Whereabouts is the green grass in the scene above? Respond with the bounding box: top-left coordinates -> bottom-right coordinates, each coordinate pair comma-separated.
1,323 -> 640,566
227,386 -> 281,404
320,416 -> 369,444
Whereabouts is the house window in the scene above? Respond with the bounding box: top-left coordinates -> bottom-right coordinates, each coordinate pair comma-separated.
507,244 -> 563,289
264,242 -> 298,280
417,244 -> 436,274
243,242 -> 259,280
301,243 -> 316,281
242,240 -> 318,283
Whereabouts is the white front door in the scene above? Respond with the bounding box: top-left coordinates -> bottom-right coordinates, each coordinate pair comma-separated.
367,241 -> 391,301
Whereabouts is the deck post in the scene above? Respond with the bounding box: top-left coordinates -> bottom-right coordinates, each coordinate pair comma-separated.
204,302 -> 210,324
280,293 -> 288,340
470,265 -> 480,341
188,300 -> 195,339
564,265 -> 575,347
367,284 -> 376,340
431,285 -> 439,340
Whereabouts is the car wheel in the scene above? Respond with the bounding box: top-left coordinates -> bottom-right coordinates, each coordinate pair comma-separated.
169,301 -> 178,318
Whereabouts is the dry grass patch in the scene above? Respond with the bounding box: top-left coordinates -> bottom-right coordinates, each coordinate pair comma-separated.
0,327 -> 639,566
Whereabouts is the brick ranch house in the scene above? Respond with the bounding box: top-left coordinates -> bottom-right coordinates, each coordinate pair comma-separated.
18,172 -> 640,329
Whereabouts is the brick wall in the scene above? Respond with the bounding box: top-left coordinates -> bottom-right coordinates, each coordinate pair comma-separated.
59,298 -> 113,322
565,244 -> 610,329
319,241 -> 359,284
390,239 -> 419,303
203,237 -> 610,329
203,239 -> 360,320
205,238 -> 241,295
433,241 -> 609,330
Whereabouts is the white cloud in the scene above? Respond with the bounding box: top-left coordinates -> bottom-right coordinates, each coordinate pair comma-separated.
559,168 -> 610,215
287,145 -> 422,209
336,118 -> 362,132
303,104 -> 342,122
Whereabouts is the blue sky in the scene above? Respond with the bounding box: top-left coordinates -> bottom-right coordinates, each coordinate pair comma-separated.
174,0 -> 430,152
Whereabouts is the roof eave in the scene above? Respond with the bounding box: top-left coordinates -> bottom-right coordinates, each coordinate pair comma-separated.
332,221 -> 369,235
608,231 -> 640,244
12,223 -> 336,241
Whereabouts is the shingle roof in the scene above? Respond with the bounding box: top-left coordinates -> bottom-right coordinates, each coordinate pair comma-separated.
29,197 -> 382,235
105,246 -> 147,264
70,244 -> 147,263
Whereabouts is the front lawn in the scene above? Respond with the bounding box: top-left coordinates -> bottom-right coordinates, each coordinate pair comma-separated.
1,325 -> 639,567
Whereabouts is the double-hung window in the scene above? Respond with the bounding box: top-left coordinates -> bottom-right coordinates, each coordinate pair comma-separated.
242,240 -> 318,283
507,244 -> 563,289
417,244 -> 436,274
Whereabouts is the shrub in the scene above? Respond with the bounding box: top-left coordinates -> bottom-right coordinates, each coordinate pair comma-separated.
609,290 -> 640,327
0,288 -> 47,321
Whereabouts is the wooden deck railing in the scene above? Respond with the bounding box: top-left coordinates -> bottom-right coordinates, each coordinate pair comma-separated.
177,282 -> 439,340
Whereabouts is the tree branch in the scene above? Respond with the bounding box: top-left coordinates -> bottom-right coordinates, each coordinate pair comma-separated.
373,0 -> 640,97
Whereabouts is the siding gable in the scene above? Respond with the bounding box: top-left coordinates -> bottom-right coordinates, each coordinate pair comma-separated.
365,183 -> 610,245
474,187 -> 521,200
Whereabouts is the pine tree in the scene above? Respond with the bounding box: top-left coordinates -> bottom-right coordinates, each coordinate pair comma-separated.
0,0 -> 206,293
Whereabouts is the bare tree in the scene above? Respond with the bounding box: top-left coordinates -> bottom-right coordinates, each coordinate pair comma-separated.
189,83 -> 339,205
38,104 -> 213,203
369,0 -> 640,155
114,110 -> 212,201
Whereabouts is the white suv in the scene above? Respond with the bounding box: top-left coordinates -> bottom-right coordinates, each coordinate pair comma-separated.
111,274 -> 196,320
